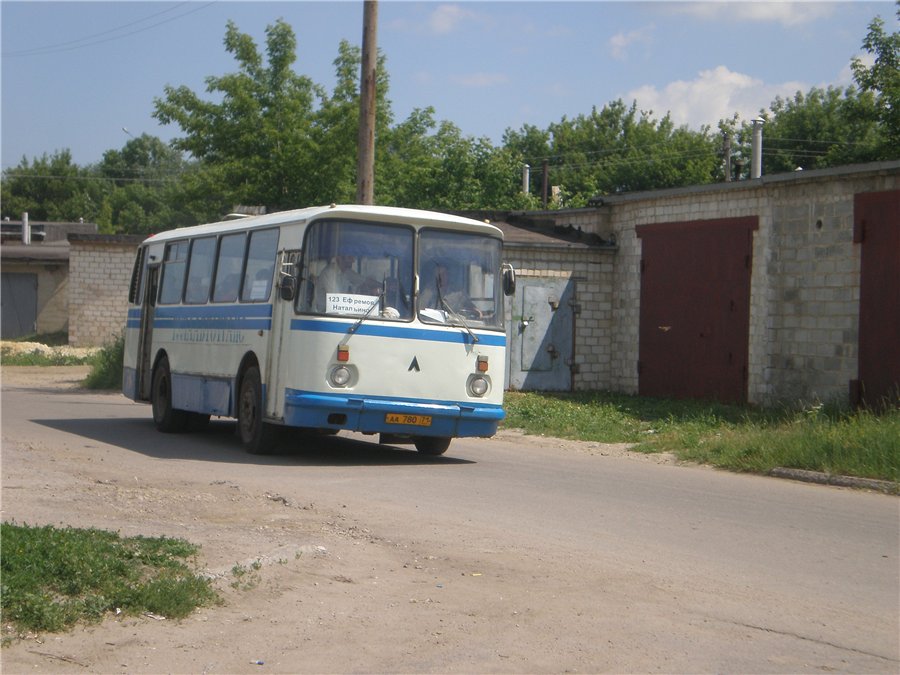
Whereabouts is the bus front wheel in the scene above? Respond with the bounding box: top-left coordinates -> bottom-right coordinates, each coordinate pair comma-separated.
238,365 -> 279,454
414,436 -> 451,456
151,356 -> 187,433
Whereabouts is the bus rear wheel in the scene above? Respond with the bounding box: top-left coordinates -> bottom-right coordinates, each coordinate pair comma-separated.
151,356 -> 187,433
238,365 -> 279,454
414,436 -> 451,456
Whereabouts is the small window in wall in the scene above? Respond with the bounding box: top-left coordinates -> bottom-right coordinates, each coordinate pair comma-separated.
158,241 -> 189,305
241,229 -> 279,302
184,236 -> 216,304
212,233 -> 247,303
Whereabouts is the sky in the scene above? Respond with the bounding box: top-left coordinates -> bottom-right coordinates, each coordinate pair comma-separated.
1,1 -> 894,170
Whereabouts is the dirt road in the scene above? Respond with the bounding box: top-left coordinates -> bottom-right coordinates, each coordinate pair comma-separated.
1,367 -> 897,673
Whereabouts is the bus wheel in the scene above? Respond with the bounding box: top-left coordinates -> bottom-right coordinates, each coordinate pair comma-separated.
414,436 -> 451,456
238,365 -> 279,454
151,357 -> 187,433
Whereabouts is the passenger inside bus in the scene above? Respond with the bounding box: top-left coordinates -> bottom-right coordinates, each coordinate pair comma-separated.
315,254 -> 379,311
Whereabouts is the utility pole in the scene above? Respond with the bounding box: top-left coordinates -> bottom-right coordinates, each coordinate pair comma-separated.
356,0 -> 378,205
541,159 -> 549,208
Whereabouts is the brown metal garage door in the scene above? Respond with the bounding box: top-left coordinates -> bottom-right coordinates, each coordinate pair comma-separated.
854,190 -> 900,407
636,217 -> 758,403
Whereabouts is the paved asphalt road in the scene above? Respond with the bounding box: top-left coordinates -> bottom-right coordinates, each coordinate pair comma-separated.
2,376 -> 898,672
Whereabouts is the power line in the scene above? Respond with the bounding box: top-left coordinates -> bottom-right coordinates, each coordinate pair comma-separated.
2,2 -> 218,58
1,172 -> 180,186
520,135 -> 875,168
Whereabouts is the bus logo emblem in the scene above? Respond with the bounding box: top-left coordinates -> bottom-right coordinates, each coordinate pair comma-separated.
409,357 -> 421,372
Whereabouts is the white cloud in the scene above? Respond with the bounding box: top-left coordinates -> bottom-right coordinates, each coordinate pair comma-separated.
451,72 -> 509,88
673,1 -> 836,27
624,65 -> 808,128
428,4 -> 478,34
608,25 -> 654,61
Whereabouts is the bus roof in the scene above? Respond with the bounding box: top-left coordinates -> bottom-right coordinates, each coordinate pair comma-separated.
138,204 -> 504,245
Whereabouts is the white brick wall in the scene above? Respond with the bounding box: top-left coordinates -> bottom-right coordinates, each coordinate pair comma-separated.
68,239 -> 140,347
534,164 -> 898,404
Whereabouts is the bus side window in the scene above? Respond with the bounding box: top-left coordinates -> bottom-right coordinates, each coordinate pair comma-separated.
184,236 -> 216,304
241,229 -> 279,302
212,233 -> 246,303
158,241 -> 189,305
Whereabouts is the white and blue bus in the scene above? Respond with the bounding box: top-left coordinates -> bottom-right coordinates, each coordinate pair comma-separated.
123,204 -> 515,456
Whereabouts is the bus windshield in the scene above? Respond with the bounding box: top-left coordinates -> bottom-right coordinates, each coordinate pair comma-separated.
417,229 -> 503,329
299,220 -> 415,320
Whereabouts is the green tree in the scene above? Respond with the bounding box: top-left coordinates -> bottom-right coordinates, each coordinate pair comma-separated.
379,108 -> 528,210
310,39 -> 392,204
751,87 -> 886,174
96,134 -> 191,232
852,2 -> 900,148
1,150 -> 107,223
503,100 -> 719,204
153,19 -> 321,212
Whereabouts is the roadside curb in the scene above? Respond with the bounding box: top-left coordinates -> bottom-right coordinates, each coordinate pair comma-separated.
769,467 -> 899,495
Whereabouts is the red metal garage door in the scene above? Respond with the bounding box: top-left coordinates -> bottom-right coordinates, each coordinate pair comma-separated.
854,190 -> 900,407
636,217 -> 758,403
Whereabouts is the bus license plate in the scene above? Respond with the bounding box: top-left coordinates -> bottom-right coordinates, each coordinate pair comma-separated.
386,413 -> 432,427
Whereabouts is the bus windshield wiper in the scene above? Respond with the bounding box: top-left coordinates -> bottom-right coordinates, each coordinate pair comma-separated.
347,284 -> 385,335
440,296 -> 480,344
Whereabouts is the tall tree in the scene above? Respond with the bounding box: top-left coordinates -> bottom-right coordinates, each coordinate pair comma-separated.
852,2 -> 900,149
751,87 -> 886,174
310,39 -> 392,204
503,100 -> 719,205
153,19 -> 321,212
1,150 -> 107,224
95,134 -> 192,232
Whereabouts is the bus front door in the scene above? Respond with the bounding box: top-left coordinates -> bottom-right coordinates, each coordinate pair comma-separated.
137,264 -> 159,401
264,250 -> 301,419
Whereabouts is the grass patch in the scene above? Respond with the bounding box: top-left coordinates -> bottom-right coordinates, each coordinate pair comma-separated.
503,391 -> 900,482
0,344 -> 96,366
1,522 -> 218,637
83,334 -> 125,390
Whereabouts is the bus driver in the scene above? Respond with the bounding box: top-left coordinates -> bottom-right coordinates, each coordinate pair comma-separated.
316,254 -> 379,311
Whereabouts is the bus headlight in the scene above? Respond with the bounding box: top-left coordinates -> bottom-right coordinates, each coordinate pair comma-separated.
468,375 -> 489,397
330,365 -> 352,387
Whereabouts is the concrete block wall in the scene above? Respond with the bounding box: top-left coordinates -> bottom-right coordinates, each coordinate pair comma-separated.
541,163 -> 899,405
68,237 -> 143,347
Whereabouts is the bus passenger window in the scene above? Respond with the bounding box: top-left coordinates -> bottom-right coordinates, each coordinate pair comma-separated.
184,236 -> 215,304
241,229 -> 279,302
212,233 -> 246,303
159,241 -> 189,304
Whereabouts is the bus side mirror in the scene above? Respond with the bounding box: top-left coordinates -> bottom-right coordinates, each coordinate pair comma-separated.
279,274 -> 296,301
502,263 -> 516,296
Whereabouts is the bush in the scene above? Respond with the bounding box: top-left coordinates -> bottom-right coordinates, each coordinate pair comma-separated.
84,334 -> 125,390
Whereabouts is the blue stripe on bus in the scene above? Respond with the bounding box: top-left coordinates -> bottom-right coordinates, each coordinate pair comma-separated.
126,308 -> 142,328
149,304 -> 273,331
290,319 -> 507,347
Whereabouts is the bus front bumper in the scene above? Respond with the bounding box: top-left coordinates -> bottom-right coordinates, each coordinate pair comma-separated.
282,389 -> 504,438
